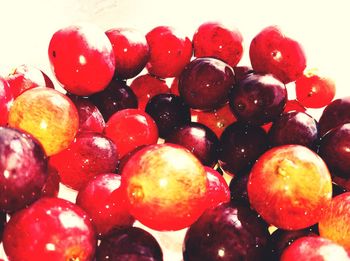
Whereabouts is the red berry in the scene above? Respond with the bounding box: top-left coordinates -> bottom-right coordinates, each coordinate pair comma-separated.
106,27 -> 150,79
48,24 -> 115,96
295,68 -> 336,108
146,26 -> 192,78
0,76 -> 13,126
76,173 -> 134,236
104,108 -> 159,158
193,21 -> 243,68
3,197 -> 96,261
249,26 -> 306,83
204,166 -> 230,209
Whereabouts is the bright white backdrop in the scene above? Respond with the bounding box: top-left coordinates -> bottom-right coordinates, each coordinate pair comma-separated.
0,0 -> 350,260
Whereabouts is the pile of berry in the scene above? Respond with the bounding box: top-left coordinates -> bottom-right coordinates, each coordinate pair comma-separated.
1,21 -> 350,261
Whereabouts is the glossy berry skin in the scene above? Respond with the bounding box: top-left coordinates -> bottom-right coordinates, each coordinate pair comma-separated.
130,73 -> 170,111
76,173 -> 134,236
106,27 -> 149,79
50,131 -> 118,191
0,76 -> 13,126
268,111 -> 319,149
229,171 -> 250,204
229,73 -> 287,125
3,197 -> 96,261
89,78 -> 138,122
145,93 -> 191,138
248,145 -> 332,230
318,97 -> 350,137
295,69 -> 336,108
179,57 -> 235,110
8,87 -> 79,156
192,103 -> 237,138
0,127 -> 48,213
319,192 -> 350,251
96,226 -> 163,261
5,64 -> 54,98
40,165 -> 61,198
249,26 -> 306,84
193,22 -> 243,68
233,66 -> 254,82
104,108 -> 159,159
165,122 -> 219,167
121,143 -> 207,231
68,95 -> 105,133
318,123 -> 350,179
281,236 -> 350,261
48,24 -> 115,96
0,211 -> 6,243
183,201 -> 269,261
218,122 -> 268,175
146,26 -> 192,78
204,166 -> 230,209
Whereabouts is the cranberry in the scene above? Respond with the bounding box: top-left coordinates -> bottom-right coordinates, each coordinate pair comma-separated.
50,131 -> 118,190
0,77 -> 13,126
249,25 -> 306,83
146,26 -> 192,78
0,127 -> 47,213
5,64 -> 54,98
106,27 -> 150,79
130,73 -> 170,111
193,21 -> 243,68
40,165 -> 61,198
204,166 -> 230,209
76,173 -> 134,236
3,197 -> 96,261
104,108 -> 159,158
48,24 -> 115,96
179,57 -> 235,110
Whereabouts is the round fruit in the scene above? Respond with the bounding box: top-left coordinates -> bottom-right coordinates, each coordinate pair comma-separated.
0,127 -> 48,213
48,23 -> 115,96
121,143 -> 207,231
0,76 -> 13,126
8,87 -> 79,156
179,57 -> 235,110
248,145 -> 332,230
204,166 -> 230,209
3,197 -> 96,261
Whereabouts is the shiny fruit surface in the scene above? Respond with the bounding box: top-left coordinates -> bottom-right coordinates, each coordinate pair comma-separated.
48,24 -> 115,96
0,77 -> 13,126
8,87 -> 79,156
121,143 -> 207,231
204,166 -> 230,209
3,197 -> 96,261
146,25 -> 192,78
50,131 -> 118,190
248,145 -> 332,230
106,27 -> 149,79
104,108 -> 159,159
0,127 -> 48,212
76,173 -> 134,236
193,21 -> 243,67
179,57 -> 235,110
249,25 -> 306,83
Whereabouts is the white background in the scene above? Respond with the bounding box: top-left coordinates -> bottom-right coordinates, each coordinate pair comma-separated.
0,0 -> 350,260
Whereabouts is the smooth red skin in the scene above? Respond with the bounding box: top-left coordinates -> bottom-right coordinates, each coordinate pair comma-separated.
130,73 -> 170,110
204,166 -> 230,209
295,70 -> 336,109
146,26 -> 193,78
48,24 -> 115,96
179,57 -> 235,110
249,26 -> 306,84
170,77 -> 180,95
50,131 -> 118,191
0,77 -> 13,126
248,145 -> 332,230
41,165 -> 61,198
192,103 -> 237,138
281,236 -> 350,261
121,143 -> 208,231
68,95 -> 105,133
193,22 -> 243,68
5,64 -> 54,98
106,28 -> 150,79
104,108 -> 159,159
3,197 -> 96,261
76,173 -> 134,236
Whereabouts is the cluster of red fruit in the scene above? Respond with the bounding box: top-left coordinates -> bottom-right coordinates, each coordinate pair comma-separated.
0,21 -> 349,261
